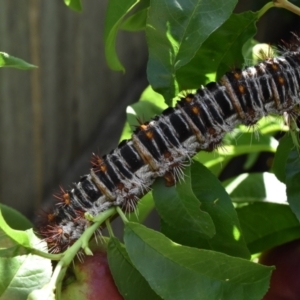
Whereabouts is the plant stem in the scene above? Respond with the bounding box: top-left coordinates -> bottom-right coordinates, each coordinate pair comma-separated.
116,206 -> 129,223
257,2 -> 274,19
46,207 -> 117,300
31,248 -> 63,260
257,0 -> 300,20
274,0 -> 300,16
106,219 -> 115,237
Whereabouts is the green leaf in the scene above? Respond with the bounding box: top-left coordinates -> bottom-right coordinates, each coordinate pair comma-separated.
272,133 -> 294,183
108,237 -> 161,299
191,161 -> 250,258
120,0 -> 150,31
0,231 -> 28,258
126,100 -> 165,129
104,0 -> 140,71
0,204 -> 32,230
236,202 -> 300,254
63,0 -> 82,11
0,204 -> 35,257
0,209 -> 41,258
120,85 -> 167,141
120,0 -> 150,32
128,192 -> 155,223
146,0 -> 238,104
242,38 -> 259,63
176,11 -> 258,89
0,229 -> 44,258
140,85 -> 168,109
243,152 -> 259,170
160,218 -> 214,249
121,8 -> 148,31
194,122 -> 279,176
119,122 -> 133,141
194,151 -> 231,176
153,166 -> 215,241
258,115 -> 287,135
124,222 -> 273,300
285,147 -> 300,221
221,126 -> 278,155
224,172 -> 286,203
0,209 -> 31,250
0,52 -> 37,70
0,233 -> 52,299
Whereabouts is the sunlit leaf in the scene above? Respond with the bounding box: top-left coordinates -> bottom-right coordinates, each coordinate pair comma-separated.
0,233 -> 51,299
63,0 -> 82,12
146,0 -> 238,104
224,172 -> 286,203
0,52 -> 36,70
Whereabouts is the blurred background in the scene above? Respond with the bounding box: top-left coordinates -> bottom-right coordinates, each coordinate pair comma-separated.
0,0 -> 300,221
0,0 -> 148,220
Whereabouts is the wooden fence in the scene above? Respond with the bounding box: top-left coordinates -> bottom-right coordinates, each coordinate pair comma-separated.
0,0 -> 148,219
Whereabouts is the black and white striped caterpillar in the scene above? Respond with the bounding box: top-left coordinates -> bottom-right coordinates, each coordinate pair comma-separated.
38,44 -> 300,253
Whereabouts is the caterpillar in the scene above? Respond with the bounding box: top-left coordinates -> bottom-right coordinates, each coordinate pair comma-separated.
38,42 -> 300,254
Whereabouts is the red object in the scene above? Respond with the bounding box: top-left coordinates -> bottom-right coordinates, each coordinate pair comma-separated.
259,239 -> 300,300
62,250 -> 123,300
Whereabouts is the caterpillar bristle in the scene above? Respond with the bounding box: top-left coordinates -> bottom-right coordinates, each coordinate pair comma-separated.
121,195 -> 139,215
53,186 -> 71,208
37,37 -> 300,253
90,153 -> 106,172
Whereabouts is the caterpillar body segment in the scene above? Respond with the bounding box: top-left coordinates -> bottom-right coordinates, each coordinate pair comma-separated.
38,50 -> 300,253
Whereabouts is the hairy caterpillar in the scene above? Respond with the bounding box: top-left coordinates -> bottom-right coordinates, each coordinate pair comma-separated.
38,42 -> 300,253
